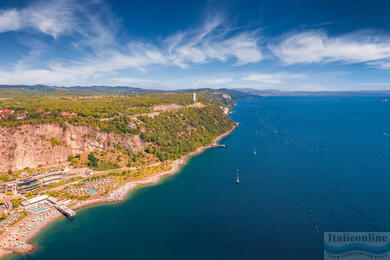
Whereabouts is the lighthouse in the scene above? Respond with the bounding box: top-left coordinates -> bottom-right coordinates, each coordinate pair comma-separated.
193,92 -> 196,102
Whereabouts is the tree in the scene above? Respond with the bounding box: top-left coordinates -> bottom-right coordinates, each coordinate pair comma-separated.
87,153 -> 99,168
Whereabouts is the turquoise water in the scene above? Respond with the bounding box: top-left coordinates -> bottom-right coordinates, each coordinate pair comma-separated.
12,96 -> 390,259
32,207 -> 48,214
85,188 -> 97,194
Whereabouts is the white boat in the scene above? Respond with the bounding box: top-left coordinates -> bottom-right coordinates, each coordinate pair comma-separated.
254,148 -> 256,155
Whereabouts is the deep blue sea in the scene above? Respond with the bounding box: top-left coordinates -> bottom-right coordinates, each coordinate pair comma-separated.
10,96 -> 390,260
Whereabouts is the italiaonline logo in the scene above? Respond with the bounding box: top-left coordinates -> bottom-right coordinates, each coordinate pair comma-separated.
324,232 -> 390,259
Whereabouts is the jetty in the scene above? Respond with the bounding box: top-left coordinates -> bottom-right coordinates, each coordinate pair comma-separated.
54,204 -> 76,218
211,143 -> 227,148
47,197 -> 76,218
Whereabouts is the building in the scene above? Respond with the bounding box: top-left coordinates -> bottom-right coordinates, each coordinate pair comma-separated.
220,106 -> 229,115
21,195 -> 48,206
16,177 -> 40,194
0,182 -> 17,194
193,92 -> 196,102
40,172 -> 64,185
17,111 -> 28,120
60,111 -> 78,117
0,109 -> 14,118
222,94 -> 231,100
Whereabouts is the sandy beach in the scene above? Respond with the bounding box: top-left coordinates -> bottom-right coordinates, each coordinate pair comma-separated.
0,124 -> 236,259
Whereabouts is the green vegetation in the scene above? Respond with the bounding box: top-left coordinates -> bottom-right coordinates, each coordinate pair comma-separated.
48,189 -> 90,201
0,87 -> 237,172
140,105 -> 233,161
45,177 -> 83,188
11,198 -> 22,208
0,91 -> 206,134
49,137 -> 64,146
91,161 -> 119,171
87,153 -> 99,168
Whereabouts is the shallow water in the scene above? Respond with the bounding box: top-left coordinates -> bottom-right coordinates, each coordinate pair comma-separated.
11,96 -> 390,259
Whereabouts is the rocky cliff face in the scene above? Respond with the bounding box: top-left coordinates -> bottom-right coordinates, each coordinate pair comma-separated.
0,124 -> 145,172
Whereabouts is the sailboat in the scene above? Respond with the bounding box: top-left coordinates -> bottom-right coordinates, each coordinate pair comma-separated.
253,148 -> 256,155
235,169 -> 240,184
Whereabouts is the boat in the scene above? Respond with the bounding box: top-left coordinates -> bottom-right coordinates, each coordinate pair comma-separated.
235,169 -> 240,184
378,99 -> 388,102
273,130 -> 277,134
253,148 -> 256,155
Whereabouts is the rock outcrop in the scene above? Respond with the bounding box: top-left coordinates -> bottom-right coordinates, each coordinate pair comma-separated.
0,124 -> 145,172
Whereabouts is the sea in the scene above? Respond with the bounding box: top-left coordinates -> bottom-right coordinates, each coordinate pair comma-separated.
10,96 -> 390,260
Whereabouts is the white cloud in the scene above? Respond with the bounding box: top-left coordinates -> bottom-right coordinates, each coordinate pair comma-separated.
111,78 -> 168,89
358,82 -> 390,87
242,73 -> 304,84
0,69 -> 74,85
271,30 -> 390,68
5,1 -> 390,90
0,9 -> 21,33
0,2 -> 264,85
195,77 -> 233,85
242,74 -> 282,84
0,1 -> 78,38
165,15 -> 263,68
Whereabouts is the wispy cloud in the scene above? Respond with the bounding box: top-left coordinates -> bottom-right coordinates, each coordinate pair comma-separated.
270,30 -> 390,68
241,73 -> 304,84
165,15 -> 263,68
0,1 -> 264,85
1,0 -> 390,90
358,82 -> 390,87
111,77 -> 169,89
194,77 -> 234,86
0,0 -> 81,39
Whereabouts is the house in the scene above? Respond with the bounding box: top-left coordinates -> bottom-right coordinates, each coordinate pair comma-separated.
0,109 -> 14,118
17,110 -> 28,120
60,112 -> 78,117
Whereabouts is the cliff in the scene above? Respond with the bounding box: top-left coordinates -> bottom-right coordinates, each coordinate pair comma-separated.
0,124 -> 145,172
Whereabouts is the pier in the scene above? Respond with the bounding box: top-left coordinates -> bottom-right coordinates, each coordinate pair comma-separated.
47,197 -> 76,218
211,143 -> 227,148
54,204 -> 76,218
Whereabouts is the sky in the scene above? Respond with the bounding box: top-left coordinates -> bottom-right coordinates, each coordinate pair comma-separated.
1,0 -> 390,90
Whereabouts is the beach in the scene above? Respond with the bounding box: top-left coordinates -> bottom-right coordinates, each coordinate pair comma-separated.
0,124 -> 236,259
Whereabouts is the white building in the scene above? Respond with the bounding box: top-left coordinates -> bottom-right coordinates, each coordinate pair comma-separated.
21,195 -> 48,206
220,106 -> 229,115
193,92 -> 196,102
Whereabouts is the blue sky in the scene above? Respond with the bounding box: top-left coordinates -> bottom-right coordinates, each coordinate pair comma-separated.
1,0 -> 390,90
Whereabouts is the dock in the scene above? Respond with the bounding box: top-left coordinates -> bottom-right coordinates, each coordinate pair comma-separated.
55,204 -> 76,218
211,143 -> 227,148
47,197 -> 76,218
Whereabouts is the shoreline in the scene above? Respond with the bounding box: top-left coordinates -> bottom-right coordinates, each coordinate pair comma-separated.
0,123 -> 237,259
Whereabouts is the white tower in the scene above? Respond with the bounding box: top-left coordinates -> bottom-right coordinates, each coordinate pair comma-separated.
193,92 -> 196,102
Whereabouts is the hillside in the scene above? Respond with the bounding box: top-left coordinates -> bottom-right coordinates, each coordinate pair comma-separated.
0,87 -> 236,175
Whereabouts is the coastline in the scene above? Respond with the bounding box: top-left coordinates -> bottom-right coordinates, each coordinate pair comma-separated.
0,123 -> 237,259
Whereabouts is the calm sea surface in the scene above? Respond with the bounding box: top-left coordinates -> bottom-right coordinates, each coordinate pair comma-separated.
11,96 -> 390,260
